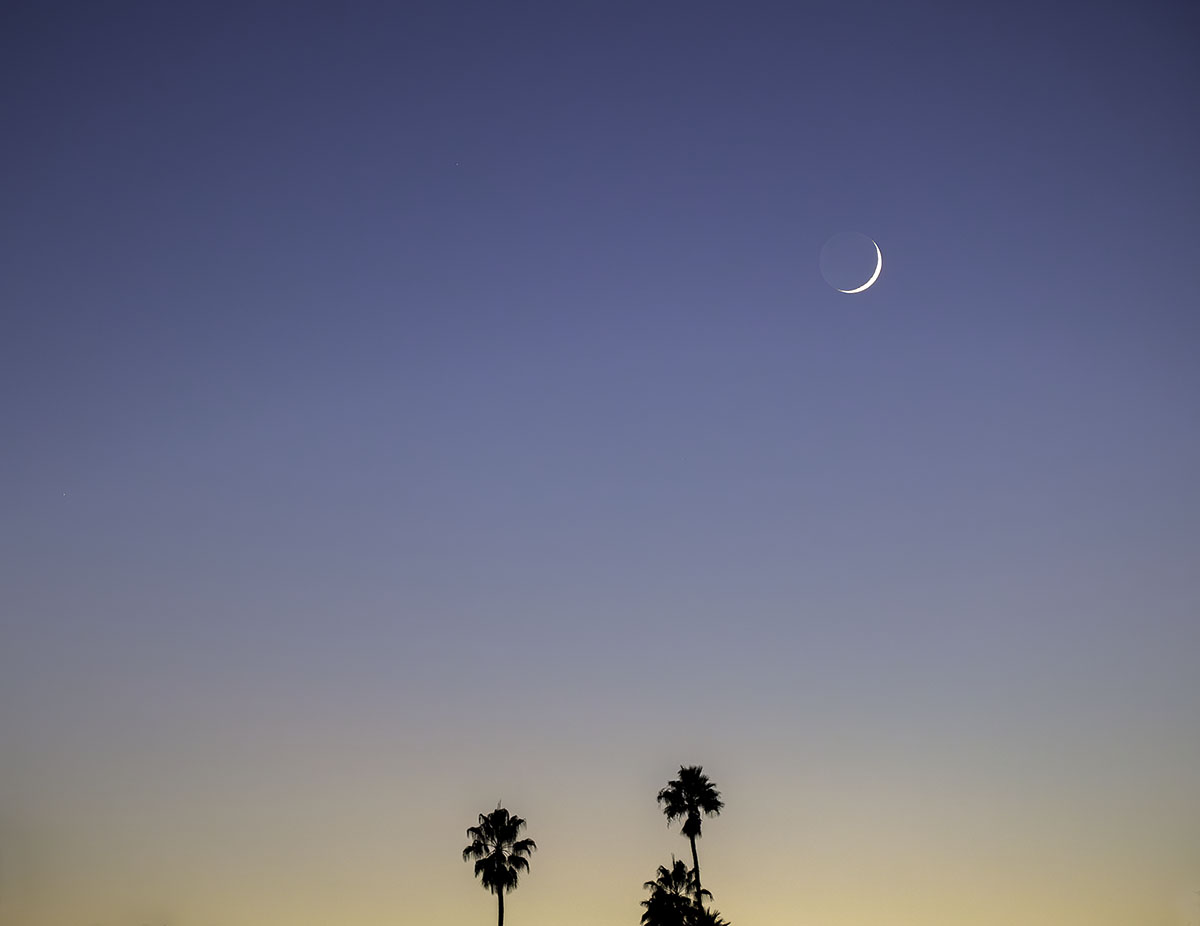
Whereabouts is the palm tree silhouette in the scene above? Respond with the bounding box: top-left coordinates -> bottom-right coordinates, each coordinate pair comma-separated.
462,804 -> 536,926
656,765 -> 723,909
641,856 -> 710,926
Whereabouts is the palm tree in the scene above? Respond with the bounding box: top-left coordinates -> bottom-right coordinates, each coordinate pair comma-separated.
641,856 -> 710,926
462,804 -> 536,926
656,765 -> 723,909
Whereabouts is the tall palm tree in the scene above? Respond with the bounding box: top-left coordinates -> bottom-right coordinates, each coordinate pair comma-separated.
640,856 -> 710,926
656,765 -> 723,909
462,804 -> 536,926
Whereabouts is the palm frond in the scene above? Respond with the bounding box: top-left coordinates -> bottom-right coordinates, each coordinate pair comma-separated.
689,908 -> 731,926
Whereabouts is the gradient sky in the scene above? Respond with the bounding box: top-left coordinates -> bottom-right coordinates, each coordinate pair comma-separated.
2,2 -> 1198,925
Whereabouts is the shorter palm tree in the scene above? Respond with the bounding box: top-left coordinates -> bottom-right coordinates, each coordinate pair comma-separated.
462,804 -> 536,926
640,857 -> 711,926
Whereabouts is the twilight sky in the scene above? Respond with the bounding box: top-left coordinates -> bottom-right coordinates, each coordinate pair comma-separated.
2,2 -> 1198,925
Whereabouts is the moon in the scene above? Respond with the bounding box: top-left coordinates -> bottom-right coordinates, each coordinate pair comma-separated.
836,239 -> 882,293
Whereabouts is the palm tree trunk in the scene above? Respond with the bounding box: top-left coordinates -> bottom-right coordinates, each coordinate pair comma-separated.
497,889 -> 504,926
689,834 -> 703,908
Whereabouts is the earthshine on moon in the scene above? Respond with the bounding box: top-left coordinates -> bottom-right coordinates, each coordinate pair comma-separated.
837,239 -> 882,293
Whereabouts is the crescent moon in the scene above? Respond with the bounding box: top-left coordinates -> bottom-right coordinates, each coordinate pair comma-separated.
837,240 -> 882,293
